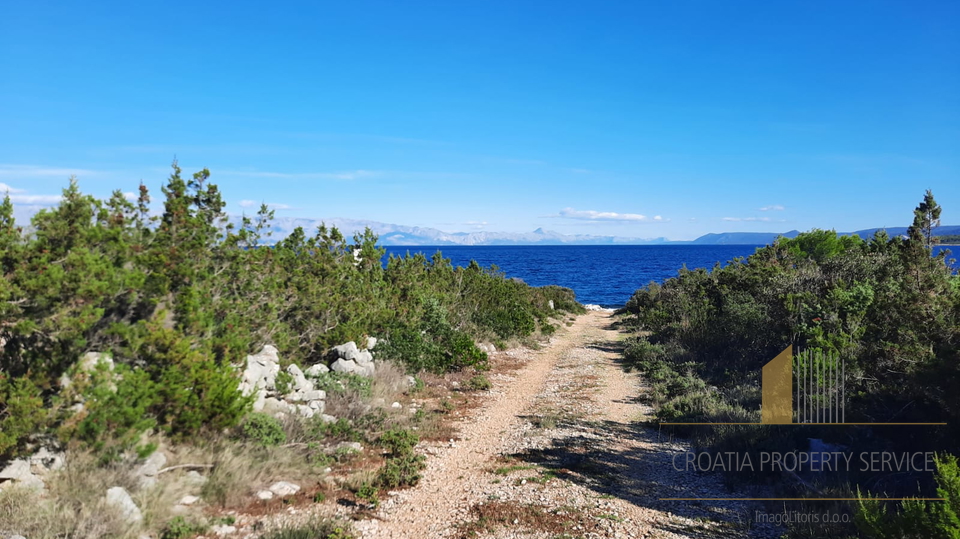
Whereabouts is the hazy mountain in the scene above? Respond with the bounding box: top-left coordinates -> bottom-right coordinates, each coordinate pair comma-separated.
690,226 -> 960,245
233,216 -> 671,246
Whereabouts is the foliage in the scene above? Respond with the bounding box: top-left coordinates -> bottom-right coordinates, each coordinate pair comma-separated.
161,516 -> 208,539
378,428 -> 419,456
0,164 -> 581,456
260,519 -> 354,539
238,413 -> 287,447
0,375 -> 48,459
465,374 -> 492,391
618,191 -> 960,535
855,454 -> 960,539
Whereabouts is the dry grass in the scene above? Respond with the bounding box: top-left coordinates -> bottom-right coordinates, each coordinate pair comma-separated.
370,360 -> 409,403
0,451 -> 161,539
174,441 -> 318,508
0,485 -> 132,539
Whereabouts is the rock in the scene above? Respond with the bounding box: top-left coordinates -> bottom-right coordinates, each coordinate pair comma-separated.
320,414 -> 337,423
212,524 -> 237,536
137,450 -> 167,478
330,358 -> 362,375
252,389 -> 267,412
256,489 -> 274,500
548,299 -> 555,310
295,404 -> 315,418
366,336 -> 378,350
331,341 -> 361,361
241,345 -> 281,396
406,375 -> 418,388
286,364 -> 313,392
268,481 -> 301,497
178,495 -> 200,505
105,486 -> 142,523
334,441 -> 362,454
0,459 -> 33,482
356,360 -> 375,377
304,363 -> 329,377
79,352 -> 114,372
300,389 -> 326,402
391,402 -> 402,409
185,470 -> 207,486
262,397 -> 293,416
356,350 -> 373,365
16,473 -> 46,492
308,400 -> 325,412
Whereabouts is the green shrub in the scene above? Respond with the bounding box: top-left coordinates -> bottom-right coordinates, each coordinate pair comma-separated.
354,482 -> 379,507
0,376 -> 48,459
238,413 -> 287,447
465,374 -> 492,391
161,516 -> 207,539
311,372 -> 371,398
376,453 -> 426,489
379,428 -> 419,456
274,371 -> 294,395
260,519 -> 354,539
854,454 -> 960,539
71,365 -> 158,458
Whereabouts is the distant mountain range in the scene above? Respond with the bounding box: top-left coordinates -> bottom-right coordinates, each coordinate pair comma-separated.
237,216 -> 960,246
690,226 -> 960,245
235,216 -> 671,246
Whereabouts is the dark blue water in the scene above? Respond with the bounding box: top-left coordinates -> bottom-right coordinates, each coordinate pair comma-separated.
383,245 -> 764,308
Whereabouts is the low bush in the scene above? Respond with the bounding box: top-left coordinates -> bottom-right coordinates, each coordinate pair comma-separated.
376,453 -> 426,489
465,374 -> 492,391
237,413 -> 287,447
260,519 -> 354,539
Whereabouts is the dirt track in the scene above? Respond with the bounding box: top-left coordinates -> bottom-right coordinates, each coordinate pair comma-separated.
355,311 -> 779,539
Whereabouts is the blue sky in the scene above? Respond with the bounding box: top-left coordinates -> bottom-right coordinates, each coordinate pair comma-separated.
1,1 -> 957,240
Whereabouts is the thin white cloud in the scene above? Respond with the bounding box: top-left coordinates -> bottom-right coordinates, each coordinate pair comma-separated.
238,200 -> 293,210
759,205 -> 785,211
123,192 -> 137,200
722,217 -> 772,222
224,169 -> 380,181
0,164 -> 97,179
557,208 -> 666,223
463,220 -> 489,229
9,194 -> 63,205
0,183 -> 25,193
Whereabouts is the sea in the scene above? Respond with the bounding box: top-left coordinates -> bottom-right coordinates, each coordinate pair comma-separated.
383,245 -> 959,308
382,245 -> 762,308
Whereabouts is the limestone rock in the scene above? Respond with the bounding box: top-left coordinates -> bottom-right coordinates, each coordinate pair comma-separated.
330,358 -> 361,375
185,470 -> 207,486
213,524 -> 237,536
356,350 -> 373,365
0,459 -> 33,482
334,441 -> 362,454
256,489 -> 274,500
332,341 -> 361,361
268,481 -> 301,497
29,447 -> 65,474
304,363 -> 329,377
366,336 -> 378,350
137,450 -> 166,478
105,486 -> 142,523
178,495 -> 200,506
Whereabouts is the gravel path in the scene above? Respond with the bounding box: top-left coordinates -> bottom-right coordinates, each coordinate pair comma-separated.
355,311 -> 781,539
